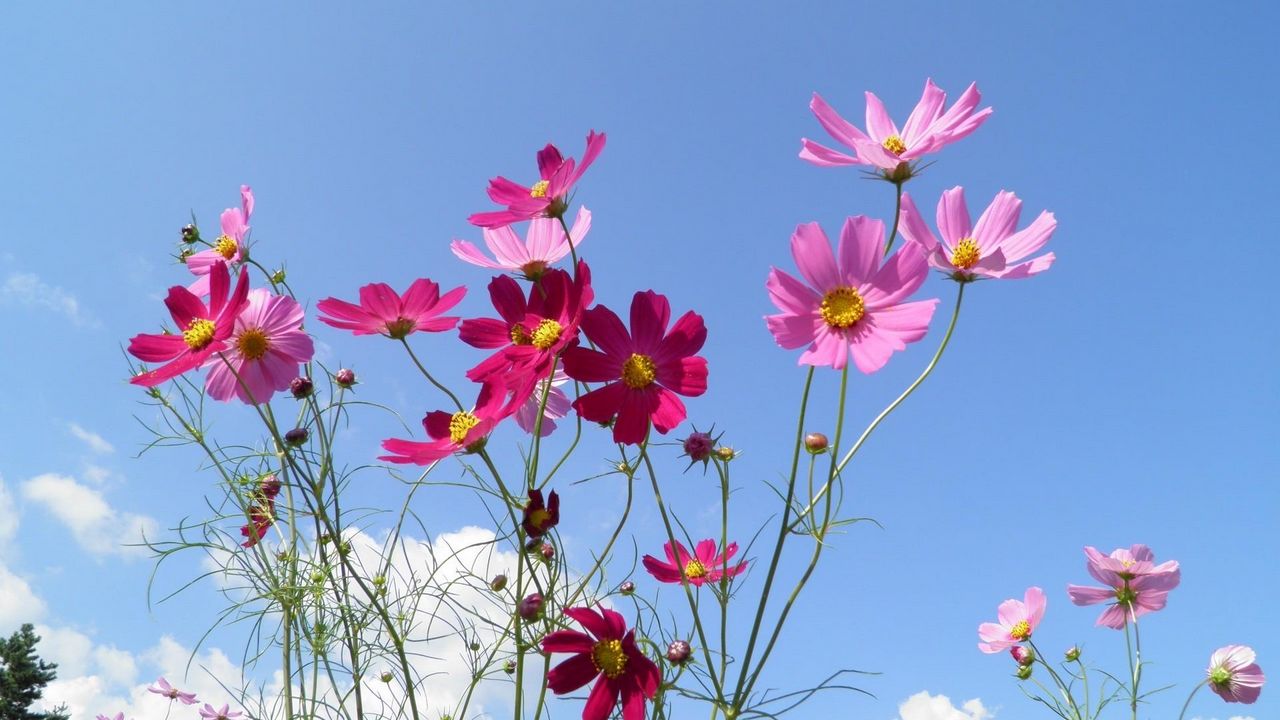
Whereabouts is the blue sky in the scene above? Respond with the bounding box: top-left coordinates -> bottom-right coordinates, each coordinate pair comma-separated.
0,3 -> 1276,719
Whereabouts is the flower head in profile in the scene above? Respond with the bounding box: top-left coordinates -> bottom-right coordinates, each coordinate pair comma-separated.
563,291 -> 708,445
766,217 -> 938,372
379,382 -> 512,465
515,368 -> 572,437
317,279 -> 466,339
147,676 -> 198,705
453,208 -> 592,278
522,489 -> 560,538
469,131 -> 606,228
899,186 -> 1057,282
187,185 -> 254,296
978,587 -> 1046,653
204,289 -> 314,404
800,80 -> 991,180
198,704 -> 244,720
1067,544 -> 1180,629
129,262 -> 251,388
1207,645 -> 1265,704
540,606 -> 661,720
643,539 -> 747,587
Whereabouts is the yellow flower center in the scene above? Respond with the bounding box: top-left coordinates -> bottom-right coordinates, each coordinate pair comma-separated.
448,411 -> 481,445
591,639 -> 628,679
510,324 -> 532,345
183,318 -> 217,350
684,559 -> 708,579
531,319 -> 563,350
213,235 -> 238,260
385,317 -> 416,339
530,180 -> 550,198
819,287 -> 865,329
950,238 -> 981,270
1009,620 -> 1032,641
528,508 -> 551,530
237,327 -> 270,360
882,135 -> 907,155
620,353 -> 657,389
520,260 -> 549,279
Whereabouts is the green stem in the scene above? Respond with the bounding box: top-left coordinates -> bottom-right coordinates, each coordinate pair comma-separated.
883,181 -> 904,256
1176,679 -> 1208,720
1029,640 -> 1082,720
400,336 -> 465,410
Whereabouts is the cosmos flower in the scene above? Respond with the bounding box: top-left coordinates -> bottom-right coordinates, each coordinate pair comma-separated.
765,216 -> 938,372
379,382 -> 511,465
317,279 -> 466,339
469,131 -> 606,228
515,368 -> 572,437
1207,645 -> 1265,704
978,587 -> 1046,653
452,208 -> 592,278
147,676 -> 198,705
197,704 -> 244,720
898,186 -> 1057,281
1067,544 -> 1180,629
187,185 -> 254,296
562,291 -> 708,445
205,289 -> 314,404
541,606 -> 661,720
642,539 -> 747,587
521,489 -> 560,538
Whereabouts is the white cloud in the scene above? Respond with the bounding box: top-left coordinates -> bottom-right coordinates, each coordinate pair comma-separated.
20,474 -> 158,558
0,563 -> 46,629
69,423 -> 116,455
1190,716 -> 1257,720
896,691 -> 993,720
1,272 -> 96,326
0,475 -> 19,547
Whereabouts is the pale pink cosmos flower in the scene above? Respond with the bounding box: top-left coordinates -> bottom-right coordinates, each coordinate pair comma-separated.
978,587 -> 1046,653
205,289 -> 315,404
198,703 -> 244,720
452,208 -> 592,279
317,279 -> 466,339
469,131 -> 606,229
516,368 -> 571,437
96,714 -> 124,720
1067,544 -> 1180,629
765,216 -> 938,372
800,79 -> 992,177
1207,645 -> 1265,704
899,186 -> 1057,281
187,185 -> 254,296
147,676 -> 198,705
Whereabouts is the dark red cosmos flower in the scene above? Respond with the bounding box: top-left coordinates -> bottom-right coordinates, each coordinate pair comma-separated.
521,489 -> 560,538
240,475 -> 282,548
468,131 -> 606,229
541,606 -> 660,720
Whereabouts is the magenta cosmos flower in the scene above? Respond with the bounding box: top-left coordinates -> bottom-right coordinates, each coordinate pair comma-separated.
453,207 -> 592,278
1067,544 -> 1180,629
204,289 -> 314,404
96,714 -> 123,720
642,539 -> 747,587
541,606 -> 661,720
129,261 -> 251,388
147,676 -> 198,704
379,382 -> 511,464
766,217 -> 938,372
800,79 -> 992,177
469,131 -> 606,228
1208,645 -> 1265,704
899,186 -> 1057,281
317,279 -> 466,339
198,704 -> 243,720
187,185 -> 253,296
562,291 -> 708,445
978,587 -> 1047,653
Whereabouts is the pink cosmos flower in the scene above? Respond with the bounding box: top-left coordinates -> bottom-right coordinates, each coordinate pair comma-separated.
469,131 -> 606,228
129,261 -> 251,388
317,279 -> 466,339
204,289 -> 314,404
198,703 -> 243,720
978,587 -> 1047,653
96,714 -> 124,720
562,291 -> 708,445
642,539 -> 747,587
187,185 -> 253,296
147,676 -> 198,705
1207,645 -> 1265,704
541,606 -> 661,720
516,368 -> 572,437
899,186 -> 1057,281
800,80 -> 991,178
452,207 -> 592,278
765,217 -> 938,372
379,382 -> 512,464
1067,544 -> 1180,629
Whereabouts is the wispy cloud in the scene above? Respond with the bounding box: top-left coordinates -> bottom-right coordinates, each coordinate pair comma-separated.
1,271 -> 97,326
69,423 -> 116,455
896,691 -> 993,720
21,473 -> 157,558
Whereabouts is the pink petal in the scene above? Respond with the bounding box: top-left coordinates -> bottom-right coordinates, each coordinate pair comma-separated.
790,222 -> 840,292
972,191 -> 1023,248
901,78 -> 946,147
936,186 -> 972,247
799,138 -> 859,167
838,215 -> 883,287
897,192 -> 940,253
863,90 -> 898,142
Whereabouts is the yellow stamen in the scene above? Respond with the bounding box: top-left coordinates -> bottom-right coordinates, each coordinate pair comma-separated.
819,287 -> 865,329
950,238 -> 981,270
520,260 -> 549,279
531,319 -> 563,350
527,508 -> 551,530
530,180 -> 550,198
684,559 -> 708,579
591,639 -> 628,679
183,318 -> 217,350
1009,620 -> 1032,641
882,135 -> 907,155
620,353 -> 657,389
510,324 -> 532,345
237,328 -> 270,360
213,235 -> 238,260
448,411 -> 481,445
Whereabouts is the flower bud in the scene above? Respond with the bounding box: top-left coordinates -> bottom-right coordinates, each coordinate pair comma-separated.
469,642 -> 480,652
539,543 -> 555,561
714,446 -> 736,461
181,224 -> 200,244
804,432 -> 829,453
284,427 -> 309,446
518,593 -> 543,621
1064,646 -> 1081,662
1015,664 -> 1033,680
379,671 -> 393,683
490,574 -> 508,592
290,376 -> 314,399
682,431 -> 714,464
335,368 -> 357,388
666,640 -> 691,665
260,475 -> 282,498
619,581 -> 636,595
503,660 -> 516,675
270,268 -> 287,284
1010,646 -> 1034,666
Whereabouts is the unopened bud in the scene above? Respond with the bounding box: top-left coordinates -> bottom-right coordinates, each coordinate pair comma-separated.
379,671 -> 393,683
619,581 -> 636,595
518,593 -> 543,621
1064,646 -> 1081,662
490,574 -> 508,592
284,427 -> 309,446
682,431 -> 714,463
539,543 -> 555,561
714,446 -> 735,461
804,432 -> 829,453
1015,664 -> 1033,680
503,660 -> 516,675
469,642 -> 480,652
1010,646 -> 1034,666
270,268 -> 287,284
666,640 -> 691,665
290,376 -> 313,399
181,224 -> 200,244
335,368 -> 357,388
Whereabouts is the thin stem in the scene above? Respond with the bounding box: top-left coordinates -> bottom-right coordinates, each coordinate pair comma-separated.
1176,679 -> 1208,720
1029,640 -> 1082,720
400,337 -> 465,411
882,181 -> 905,256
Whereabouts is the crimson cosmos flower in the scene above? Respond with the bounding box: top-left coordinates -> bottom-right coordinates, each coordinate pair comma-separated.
522,489 -> 560,538
541,606 -> 660,720
642,539 -> 747,587
469,131 -> 606,229
379,382 -> 511,465
317,278 -> 466,339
